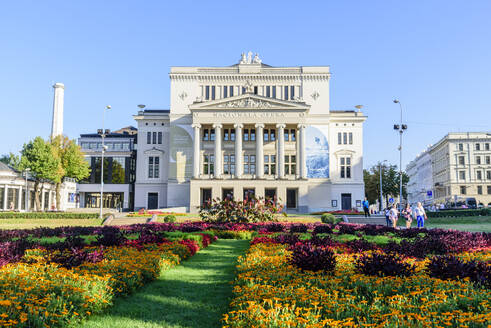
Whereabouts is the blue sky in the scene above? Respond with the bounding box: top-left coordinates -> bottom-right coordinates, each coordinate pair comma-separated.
1,0 -> 490,170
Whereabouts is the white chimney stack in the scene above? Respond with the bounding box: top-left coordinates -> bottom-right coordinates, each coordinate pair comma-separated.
51,82 -> 64,138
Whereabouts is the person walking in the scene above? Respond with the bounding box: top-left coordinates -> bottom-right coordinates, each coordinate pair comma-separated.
362,198 -> 370,217
414,202 -> 427,228
384,207 -> 391,227
389,204 -> 399,229
402,203 -> 413,229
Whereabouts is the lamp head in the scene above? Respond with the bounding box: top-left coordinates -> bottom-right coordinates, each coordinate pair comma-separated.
105,105 -> 111,110
393,99 -> 399,104
137,104 -> 146,109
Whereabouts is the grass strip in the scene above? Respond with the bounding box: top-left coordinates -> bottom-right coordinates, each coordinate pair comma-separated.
79,239 -> 250,328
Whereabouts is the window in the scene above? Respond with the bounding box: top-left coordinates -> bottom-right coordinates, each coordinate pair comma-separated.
459,171 -> 466,180
205,86 -> 210,100
230,128 -> 235,141
488,186 -> 491,194
229,86 -> 234,97
250,129 -> 255,141
253,86 -> 258,95
477,186 -> 483,195
264,129 -> 275,142
158,132 -> 162,144
476,156 -> 481,165
349,132 -> 353,145
286,189 -> 297,209
290,129 -> 296,141
476,143 -> 481,151
203,154 -> 214,175
223,86 -> 228,98
458,156 -> 465,165
338,132 -> 342,145
272,86 -> 276,98
477,171 -> 482,180
210,129 -> 215,141
203,129 -> 209,141
244,129 -> 249,141
152,132 -> 157,144
264,155 -> 276,175
343,133 -> 347,144
487,171 -> 491,180
224,129 -> 229,141
223,154 -> 235,175
340,157 -> 351,178
148,156 -> 159,178
485,143 -> 490,151
284,86 -> 289,100
284,155 -> 296,175
266,86 -> 271,97
147,132 -> 151,144
460,186 -> 466,195
244,155 -> 256,174
290,86 -> 295,100
458,143 -> 463,151
211,86 -> 216,100
284,129 -> 289,141
486,156 -> 490,165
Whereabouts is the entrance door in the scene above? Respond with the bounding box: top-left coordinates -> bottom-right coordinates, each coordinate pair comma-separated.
222,188 -> 233,200
286,189 -> 298,209
243,188 -> 255,201
147,192 -> 158,209
341,193 -> 352,210
201,188 -> 212,207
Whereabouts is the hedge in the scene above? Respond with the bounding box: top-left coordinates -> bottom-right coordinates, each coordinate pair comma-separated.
426,208 -> 491,218
0,212 -> 102,219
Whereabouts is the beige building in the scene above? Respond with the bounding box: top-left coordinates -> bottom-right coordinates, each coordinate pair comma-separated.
407,132 -> 491,207
134,53 -> 367,213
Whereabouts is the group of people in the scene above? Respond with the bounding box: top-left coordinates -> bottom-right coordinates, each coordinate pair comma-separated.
384,202 -> 427,229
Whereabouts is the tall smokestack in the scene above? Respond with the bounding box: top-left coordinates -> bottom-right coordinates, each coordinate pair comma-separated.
51,82 -> 64,138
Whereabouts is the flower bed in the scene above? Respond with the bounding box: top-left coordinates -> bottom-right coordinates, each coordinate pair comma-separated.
0,225 -> 215,327
224,225 -> 491,327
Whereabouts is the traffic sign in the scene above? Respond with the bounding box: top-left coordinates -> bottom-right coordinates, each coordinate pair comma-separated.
389,197 -> 394,204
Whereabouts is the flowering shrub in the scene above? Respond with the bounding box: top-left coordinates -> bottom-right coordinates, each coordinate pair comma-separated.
356,252 -> 415,277
428,255 -> 490,288
199,196 -> 283,223
312,224 -> 333,234
289,223 -> 308,233
290,242 -> 336,272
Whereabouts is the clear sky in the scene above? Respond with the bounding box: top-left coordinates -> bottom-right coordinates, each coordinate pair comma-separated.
1,0 -> 490,170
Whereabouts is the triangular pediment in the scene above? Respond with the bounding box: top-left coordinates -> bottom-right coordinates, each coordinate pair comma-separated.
189,93 -> 309,111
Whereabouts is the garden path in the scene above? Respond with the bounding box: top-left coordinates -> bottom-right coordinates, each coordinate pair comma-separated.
79,239 -> 250,328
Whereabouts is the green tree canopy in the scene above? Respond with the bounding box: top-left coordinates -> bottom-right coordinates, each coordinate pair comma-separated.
19,137 -> 62,182
363,162 -> 409,208
0,152 -> 21,170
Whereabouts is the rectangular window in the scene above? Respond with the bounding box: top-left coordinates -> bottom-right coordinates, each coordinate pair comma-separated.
284,86 -> 289,100
264,155 -> 276,175
272,86 -> 276,98
477,186 -> 483,195
224,154 -> 230,174
211,86 -> 216,100
148,157 -> 153,178
270,129 -> 276,141
250,129 -> 256,141
243,155 -> 256,174
460,186 -> 466,195
338,132 -> 342,145
205,86 -> 210,100
340,157 -> 351,178
264,129 -> 269,142
343,132 -> 347,144
244,129 -> 249,141
284,129 -> 289,141
477,171 -> 482,180
203,154 -> 215,175
458,143 -> 463,151
458,156 -> 465,165
223,86 -> 228,98
266,86 -> 271,97
210,129 -> 215,141
485,143 -> 490,151
152,132 -> 156,144
290,129 -> 296,141
285,155 -> 296,175
290,86 -> 295,100
487,170 -> 491,180
459,171 -> 466,180
476,143 -> 481,151
486,156 -> 490,165
286,189 -> 297,209
230,128 -> 235,141
229,86 -> 234,97
203,129 -> 209,141
349,132 -> 353,145
254,86 -> 258,95
476,156 -> 481,165
224,129 -> 229,141
488,186 -> 491,194
147,132 -> 151,144
158,132 -> 162,144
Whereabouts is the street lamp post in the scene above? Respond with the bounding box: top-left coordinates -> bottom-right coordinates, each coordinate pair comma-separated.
99,105 -> 111,219
393,99 -> 407,209
24,168 -> 30,212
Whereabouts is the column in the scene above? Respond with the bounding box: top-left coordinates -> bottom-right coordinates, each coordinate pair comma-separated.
234,123 -> 244,178
213,123 -> 222,178
255,123 -> 265,179
192,123 -> 201,179
17,187 -> 22,211
277,124 -> 286,179
3,186 -> 7,210
298,124 -> 307,179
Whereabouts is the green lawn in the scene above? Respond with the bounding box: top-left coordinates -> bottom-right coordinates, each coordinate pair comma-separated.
79,239 -> 250,328
0,218 -> 103,229
400,216 -> 491,232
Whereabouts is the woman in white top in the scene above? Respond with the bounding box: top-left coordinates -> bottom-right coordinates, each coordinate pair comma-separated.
389,205 -> 399,229
414,202 -> 427,228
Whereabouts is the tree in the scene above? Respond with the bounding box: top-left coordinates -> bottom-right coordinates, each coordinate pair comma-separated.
0,152 -> 20,170
51,136 -> 90,210
19,137 -> 62,211
364,162 -> 409,210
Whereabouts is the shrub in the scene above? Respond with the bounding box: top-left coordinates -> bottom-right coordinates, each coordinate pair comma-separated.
427,255 -> 490,288
312,224 -> 333,235
290,242 -> 336,272
213,230 -> 253,240
264,223 -> 286,232
427,208 -> 491,218
321,213 -> 340,224
289,224 -> 308,233
199,196 -> 283,223
275,233 -> 301,245
346,239 -> 379,253
356,252 -> 415,277
163,214 -> 176,223
49,247 -> 104,269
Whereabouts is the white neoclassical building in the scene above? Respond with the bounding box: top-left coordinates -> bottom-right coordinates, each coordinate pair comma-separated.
134,53 -> 367,213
